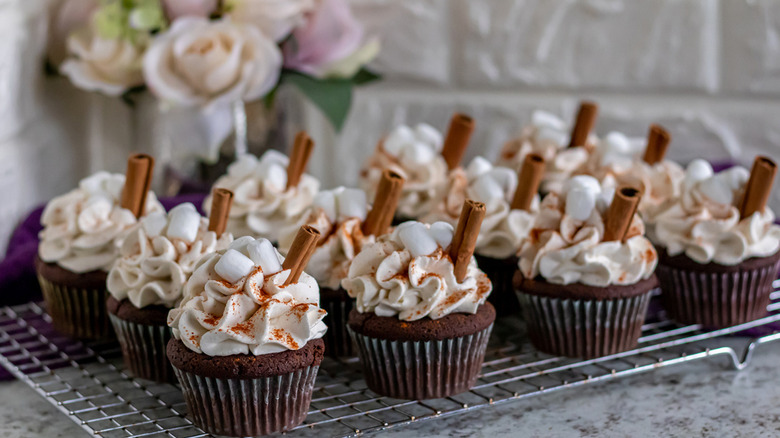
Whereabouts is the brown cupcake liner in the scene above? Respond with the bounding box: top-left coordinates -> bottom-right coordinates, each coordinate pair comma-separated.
516,290 -> 654,359
320,289 -> 356,358
37,274 -> 113,340
172,364 -> 319,437
108,314 -> 174,383
657,260 -> 780,328
348,324 -> 493,400
475,254 -> 520,317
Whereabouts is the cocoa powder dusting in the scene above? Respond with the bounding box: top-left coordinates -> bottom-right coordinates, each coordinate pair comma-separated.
270,328 -> 298,349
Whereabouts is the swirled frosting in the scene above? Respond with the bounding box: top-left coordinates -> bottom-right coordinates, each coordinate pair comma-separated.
38,172 -> 164,273
518,175 -> 658,287
203,150 -> 320,242
359,123 -> 448,219
279,187 -> 373,289
653,160 -> 780,265
423,157 -> 538,259
107,204 -> 234,309
497,110 -> 597,194
168,236 -> 327,356
341,221 -> 492,321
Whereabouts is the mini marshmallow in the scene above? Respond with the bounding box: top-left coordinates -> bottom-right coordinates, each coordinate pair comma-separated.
604,132 -> 632,155
259,149 -> 290,168
400,141 -> 435,164
566,175 -> 602,196
79,171 -> 111,195
718,166 -> 750,191
428,222 -> 454,249
247,238 -> 281,275
398,222 -> 439,257
228,236 -> 256,253
259,161 -> 288,192
414,123 -> 443,150
383,125 -> 415,156
684,159 -> 713,188
337,188 -> 368,221
699,175 -> 734,205
228,154 -> 258,178
166,204 -> 201,242
141,211 -> 168,237
487,167 -> 518,195
596,183 -> 616,213
313,190 -> 337,222
215,249 -> 255,283
532,110 -> 567,131
566,187 -> 597,221
471,174 -> 506,204
466,156 -> 493,179
536,126 -> 569,147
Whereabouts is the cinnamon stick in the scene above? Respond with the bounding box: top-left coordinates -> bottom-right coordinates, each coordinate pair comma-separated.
208,188 -> 234,236
740,156 -> 778,219
282,225 -> 321,285
603,186 -> 641,242
441,113 -> 475,170
511,153 -> 546,211
120,153 -> 155,218
449,200 -> 486,282
642,124 -> 671,165
567,101 -> 599,148
362,170 -> 405,236
286,131 -> 315,190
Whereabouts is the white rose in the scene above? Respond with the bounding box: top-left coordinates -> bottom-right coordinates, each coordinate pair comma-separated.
143,17 -> 281,108
60,27 -> 144,96
226,0 -> 315,42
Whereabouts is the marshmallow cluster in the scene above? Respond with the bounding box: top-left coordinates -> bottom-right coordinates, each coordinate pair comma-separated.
214,237 -> 281,284
396,221 -> 454,257
562,175 -> 615,221
311,187 -> 368,224
381,123 -> 444,163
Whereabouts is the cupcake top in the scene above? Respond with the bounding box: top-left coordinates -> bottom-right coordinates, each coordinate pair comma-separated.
279,187 -> 373,290
423,157 -> 539,259
107,203 -> 234,309
653,160 -> 780,265
518,175 -> 658,287
342,221 -> 492,321
203,150 -> 320,242
359,123 -> 447,219
497,110 -> 598,194
38,171 -> 163,273
167,236 -> 327,356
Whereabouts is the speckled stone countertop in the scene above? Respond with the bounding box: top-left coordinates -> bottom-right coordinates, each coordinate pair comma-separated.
1,337 -> 778,437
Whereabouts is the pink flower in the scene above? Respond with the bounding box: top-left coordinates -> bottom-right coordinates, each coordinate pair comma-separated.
47,0 -> 99,65
283,0 -> 378,79
161,0 -> 218,21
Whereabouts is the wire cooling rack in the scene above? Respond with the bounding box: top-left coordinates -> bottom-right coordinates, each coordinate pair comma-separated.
1,280 -> 779,437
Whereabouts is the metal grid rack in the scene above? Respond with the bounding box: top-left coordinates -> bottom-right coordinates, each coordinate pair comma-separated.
1,280 -> 779,437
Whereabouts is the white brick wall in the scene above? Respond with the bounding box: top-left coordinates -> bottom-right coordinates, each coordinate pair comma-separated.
299,0 -> 780,214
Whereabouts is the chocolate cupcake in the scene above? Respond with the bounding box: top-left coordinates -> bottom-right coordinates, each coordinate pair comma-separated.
167,229 -> 327,436
652,158 -> 780,328
423,154 -> 545,316
515,177 -> 659,358
36,155 -> 162,340
343,202 -> 495,400
107,200 -> 233,382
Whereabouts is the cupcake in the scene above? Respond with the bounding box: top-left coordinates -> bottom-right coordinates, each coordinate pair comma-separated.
497,101 -> 600,194
653,157 -> 780,328
423,155 -> 544,316
279,171 -> 405,357
514,176 -> 659,358
360,113 -> 474,222
36,154 -> 162,340
167,227 -> 327,436
203,132 -> 319,242
107,193 -> 233,382
343,201 -> 495,400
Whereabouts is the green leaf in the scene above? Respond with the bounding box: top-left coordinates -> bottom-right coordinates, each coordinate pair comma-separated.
283,72 -> 353,132
352,68 -> 381,85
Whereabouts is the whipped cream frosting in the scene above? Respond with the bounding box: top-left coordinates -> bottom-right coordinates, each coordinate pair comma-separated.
423,157 -> 538,259
107,204 -> 234,309
360,123 -> 448,219
203,150 -> 320,242
653,160 -> 780,265
498,110 -> 598,195
279,187 -> 373,289
168,236 -> 327,356
518,175 -> 658,287
341,221 -> 492,321
38,172 -> 164,274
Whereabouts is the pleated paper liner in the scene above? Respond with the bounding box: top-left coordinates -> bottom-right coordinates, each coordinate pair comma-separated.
320,287 -> 356,357
348,324 -> 493,400
37,274 -> 112,340
475,254 -> 521,317
657,255 -> 780,328
108,314 -> 174,383
516,290 -> 655,359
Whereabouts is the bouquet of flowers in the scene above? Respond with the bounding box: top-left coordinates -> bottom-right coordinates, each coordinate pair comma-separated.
48,0 -> 380,155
